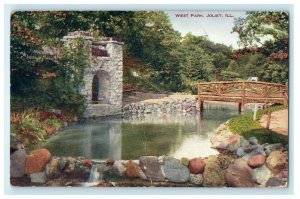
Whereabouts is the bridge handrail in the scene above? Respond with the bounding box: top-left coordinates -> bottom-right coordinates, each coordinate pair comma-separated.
197,81 -> 288,112
198,81 -> 286,87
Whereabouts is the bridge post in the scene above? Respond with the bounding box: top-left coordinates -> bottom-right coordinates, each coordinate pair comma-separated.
240,81 -> 246,112
266,110 -> 272,129
198,84 -> 203,112
238,102 -> 242,113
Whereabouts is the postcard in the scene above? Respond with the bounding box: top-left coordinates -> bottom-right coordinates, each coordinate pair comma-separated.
9,10 -> 289,188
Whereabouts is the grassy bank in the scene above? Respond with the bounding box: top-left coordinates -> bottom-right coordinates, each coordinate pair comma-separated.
228,105 -> 288,144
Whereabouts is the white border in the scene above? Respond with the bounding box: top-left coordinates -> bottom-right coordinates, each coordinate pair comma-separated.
1,0 -> 299,198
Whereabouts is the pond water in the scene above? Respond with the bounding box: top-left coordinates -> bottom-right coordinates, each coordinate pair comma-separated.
41,103 -> 240,160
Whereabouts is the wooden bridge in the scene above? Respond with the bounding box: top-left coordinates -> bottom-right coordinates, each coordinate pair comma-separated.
198,81 -> 288,112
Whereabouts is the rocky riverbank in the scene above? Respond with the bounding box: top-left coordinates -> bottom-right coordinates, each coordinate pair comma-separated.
123,94 -> 198,115
10,120 -> 288,187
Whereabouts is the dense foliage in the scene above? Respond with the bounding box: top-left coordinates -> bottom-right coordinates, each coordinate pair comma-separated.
10,110 -> 63,147
11,11 -> 289,116
231,11 -> 289,84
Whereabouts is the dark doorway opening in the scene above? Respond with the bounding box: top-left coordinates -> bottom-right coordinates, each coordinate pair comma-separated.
92,75 -> 99,103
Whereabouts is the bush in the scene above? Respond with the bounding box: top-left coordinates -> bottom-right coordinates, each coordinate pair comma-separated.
10,110 -> 63,147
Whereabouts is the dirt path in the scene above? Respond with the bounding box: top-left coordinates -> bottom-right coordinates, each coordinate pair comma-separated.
259,109 -> 288,136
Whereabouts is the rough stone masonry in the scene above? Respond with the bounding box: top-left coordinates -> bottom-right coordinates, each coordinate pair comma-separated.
63,32 -> 123,118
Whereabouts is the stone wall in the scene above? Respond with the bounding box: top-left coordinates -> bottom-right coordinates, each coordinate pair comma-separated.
11,123 -> 288,187
123,96 -> 199,115
63,32 -> 123,118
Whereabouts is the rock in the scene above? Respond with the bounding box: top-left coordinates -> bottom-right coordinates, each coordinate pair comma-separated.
82,159 -> 92,168
158,156 -> 165,165
64,157 -> 76,173
266,177 -> 287,187
216,143 -> 227,152
226,142 -> 240,153
225,159 -> 258,187
240,137 -> 249,147
248,154 -> 266,168
203,156 -> 226,187
263,143 -> 283,155
236,147 -> 246,157
180,157 -> 189,167
275,168 -> 288,180
139,156 -> 164,181
163,157 -> 190,183
25,148 -> 51,174
58,157 -> 67,170
243,144 -> 256,153
103,165 -> 123,182
248,137 -> 258,145
106,159 -> 114,166
190,174 -> 203,185
113,160 -> 126,176
47,158 -> 60,176
125,160 -> 140,179
251,165 -> 272,185
216,123 -> 227,132
30,172 -> 46,183
266,150 -> 288,175
188,158 -> 205,174
228,135 -> 239,144
10,149 -> 27,178
216,154 -> 235,170
139,168 -> 147,180
242,145 -> 266,161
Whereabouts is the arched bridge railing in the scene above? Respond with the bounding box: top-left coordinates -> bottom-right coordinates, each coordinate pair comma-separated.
198,81 -> 288,112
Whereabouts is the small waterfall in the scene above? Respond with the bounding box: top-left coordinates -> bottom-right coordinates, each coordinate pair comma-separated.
87,165 -> 100,183
81,165 -> 101,187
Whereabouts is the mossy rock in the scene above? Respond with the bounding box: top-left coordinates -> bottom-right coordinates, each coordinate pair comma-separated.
180,157 -> 189,167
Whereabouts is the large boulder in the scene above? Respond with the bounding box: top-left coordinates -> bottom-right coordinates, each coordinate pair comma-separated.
163,157 -> 190,183
203,156 -> 226,187
248,154 -> 266,168
188,158 -> 205,174
225,159 -> 258,187
113,160 -> 126,177
25,148 -> 51,174
139,156 -> 164,181
10,149 -> 27,178
125,160 -> 140,179
251,165 -> 272,185
266,150 -> 288,175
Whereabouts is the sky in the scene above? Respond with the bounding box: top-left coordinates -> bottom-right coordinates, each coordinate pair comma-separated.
166,11 -> 247,49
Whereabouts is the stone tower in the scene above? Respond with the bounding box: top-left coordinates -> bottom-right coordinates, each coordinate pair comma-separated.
63,32 -> 123,118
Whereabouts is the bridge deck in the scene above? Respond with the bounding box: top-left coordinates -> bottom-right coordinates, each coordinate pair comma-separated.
198,81 -> 288,112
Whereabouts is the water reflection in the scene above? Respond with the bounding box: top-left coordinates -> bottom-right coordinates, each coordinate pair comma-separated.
42,103 -> 239,160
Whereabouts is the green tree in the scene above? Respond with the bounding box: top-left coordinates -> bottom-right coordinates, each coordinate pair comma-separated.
232,11 -> 288,83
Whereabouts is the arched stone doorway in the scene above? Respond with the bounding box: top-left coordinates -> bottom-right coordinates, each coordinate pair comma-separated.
91,70 -> 110,104
64,32 -> 123,117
